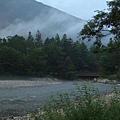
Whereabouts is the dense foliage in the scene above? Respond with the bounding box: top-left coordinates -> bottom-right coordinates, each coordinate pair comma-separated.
79,0 -> 120,79
33,84 -> 120,120
80,0 -> 120,43
0,34 -> 120,79
98,39 -> 120,79
0,33 -> 98,79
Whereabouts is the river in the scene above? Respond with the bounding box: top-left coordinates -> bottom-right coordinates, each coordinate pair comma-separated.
0,80 -> 119,117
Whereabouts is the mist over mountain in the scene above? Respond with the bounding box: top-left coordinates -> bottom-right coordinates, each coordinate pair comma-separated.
0,0 -> 86,40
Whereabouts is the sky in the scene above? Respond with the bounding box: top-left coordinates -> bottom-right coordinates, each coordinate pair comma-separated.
36,0 -> 111,20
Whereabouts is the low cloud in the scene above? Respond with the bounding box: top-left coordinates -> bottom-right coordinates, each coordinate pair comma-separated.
0,10 -> 85,41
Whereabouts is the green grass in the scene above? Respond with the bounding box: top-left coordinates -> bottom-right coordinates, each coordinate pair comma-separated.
33,84 -> 120,120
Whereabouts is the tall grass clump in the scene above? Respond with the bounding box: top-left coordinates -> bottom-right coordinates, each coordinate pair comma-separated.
33,84 -> 120,120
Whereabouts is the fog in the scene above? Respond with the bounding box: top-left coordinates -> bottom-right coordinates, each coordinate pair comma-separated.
0,10 -> 85,41
0,0 -> 110,46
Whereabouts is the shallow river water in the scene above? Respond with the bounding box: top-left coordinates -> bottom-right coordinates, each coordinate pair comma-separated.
0,80 -> 119,117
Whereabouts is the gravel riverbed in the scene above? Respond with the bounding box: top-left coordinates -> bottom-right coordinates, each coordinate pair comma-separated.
0,77 -> 62,118
0,78 -> 119,119
0,78 -> 62,89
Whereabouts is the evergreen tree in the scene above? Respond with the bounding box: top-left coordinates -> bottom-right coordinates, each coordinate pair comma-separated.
35,30 -> 42,47
0,46 -> 25,75
8,35 -> 26,54
26,31 -> 34,48
27,48 -> 48,76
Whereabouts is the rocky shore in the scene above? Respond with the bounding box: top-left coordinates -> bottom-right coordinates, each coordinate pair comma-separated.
0,114 -> 33,120
0,77 -> 119,120
0,77 -> 62,120
0,77 -> 62,89
93,78 -> 119,84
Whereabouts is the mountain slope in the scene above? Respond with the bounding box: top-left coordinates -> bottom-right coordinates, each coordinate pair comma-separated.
0,0 -> 85,39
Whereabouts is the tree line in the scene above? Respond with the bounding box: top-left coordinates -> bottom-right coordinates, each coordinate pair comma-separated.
0,31 -> 119,79
0,31 -> 98,79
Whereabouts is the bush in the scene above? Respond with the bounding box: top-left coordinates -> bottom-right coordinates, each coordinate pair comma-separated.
108,74 -> 118,80
33,84 -> 120,120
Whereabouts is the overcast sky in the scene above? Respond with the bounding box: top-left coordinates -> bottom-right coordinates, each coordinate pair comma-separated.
36,0 -> 111,20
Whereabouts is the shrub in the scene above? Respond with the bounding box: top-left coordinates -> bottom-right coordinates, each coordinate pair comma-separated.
33,84 -> 120,120
108,74 -> 118,80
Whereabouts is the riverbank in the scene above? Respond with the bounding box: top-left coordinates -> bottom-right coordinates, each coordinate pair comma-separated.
0,77 -> 62,118
0,78 -> 119,119
0,77 -> 62,89
93,78 -> 120,84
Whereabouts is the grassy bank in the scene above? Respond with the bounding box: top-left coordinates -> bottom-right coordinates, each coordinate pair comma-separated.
33,84 -> 120,120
